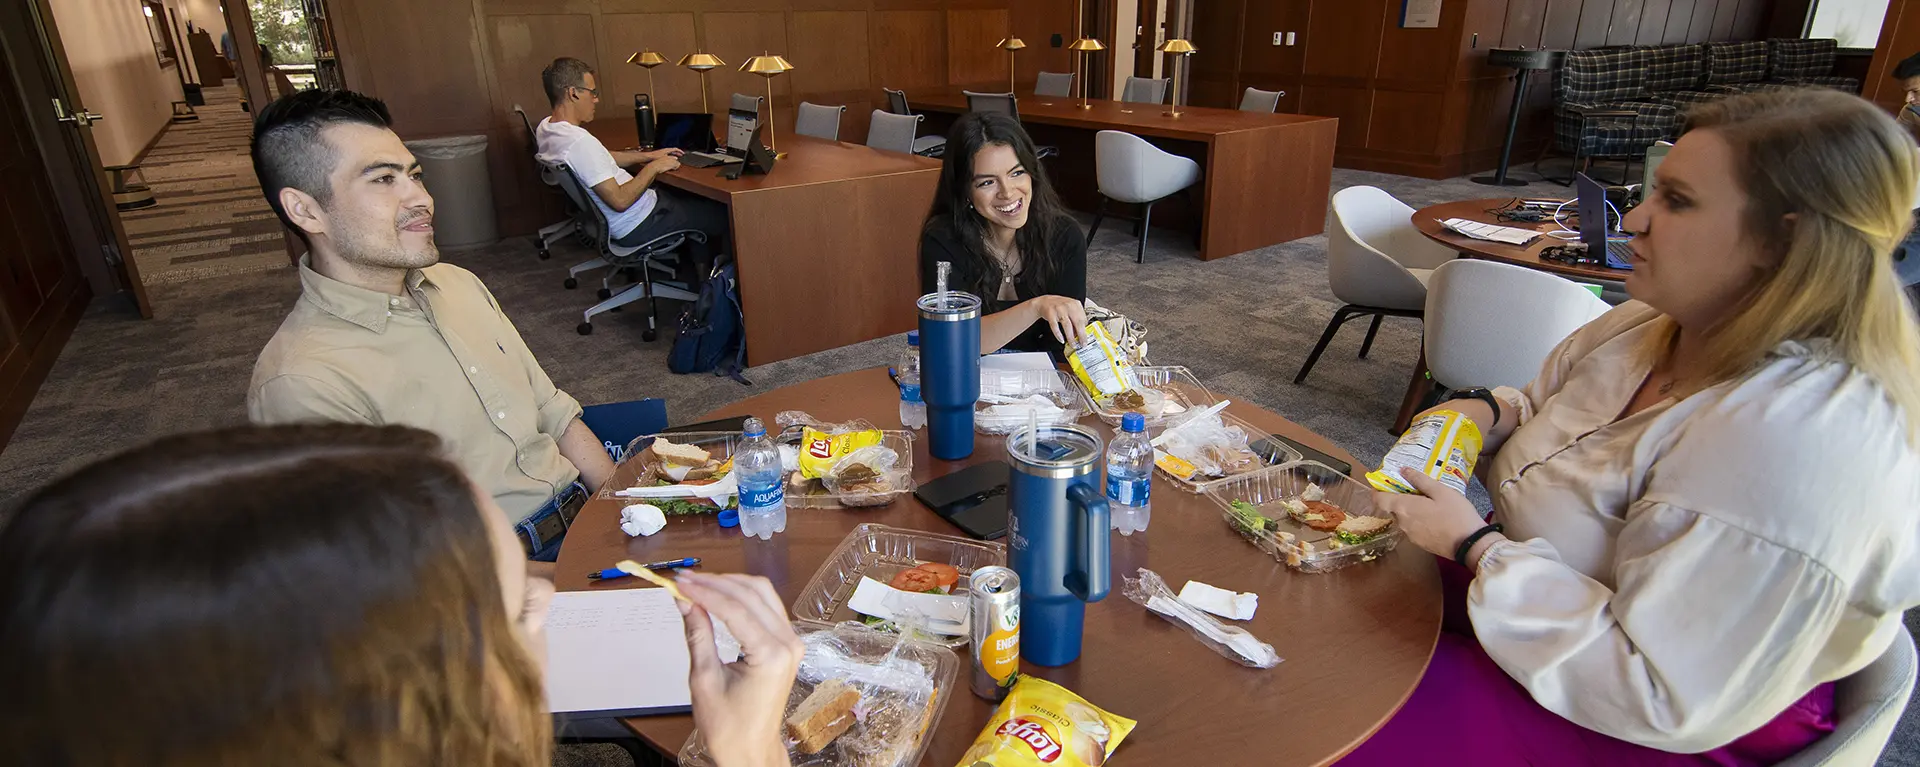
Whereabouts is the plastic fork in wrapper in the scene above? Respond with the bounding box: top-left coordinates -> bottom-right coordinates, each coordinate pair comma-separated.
1122,568 -> 1281,669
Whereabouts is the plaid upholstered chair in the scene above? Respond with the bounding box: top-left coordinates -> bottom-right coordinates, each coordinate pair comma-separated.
1639,44 -> 1720,110
1551,48 -> 1680,180
1767,38 -> 1860,92
1704,41 -> 1784,94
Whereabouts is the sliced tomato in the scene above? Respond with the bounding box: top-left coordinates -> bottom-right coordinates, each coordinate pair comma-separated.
915,562 -> 961,589
889,568 -> 943,592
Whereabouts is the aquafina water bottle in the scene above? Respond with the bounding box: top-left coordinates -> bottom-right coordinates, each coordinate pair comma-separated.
898,331 -> 927,430
735,417 -> 787,540
1106,412 -> 1152,535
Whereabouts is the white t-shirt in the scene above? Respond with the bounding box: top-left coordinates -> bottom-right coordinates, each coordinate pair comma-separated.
533,117 -> 656,239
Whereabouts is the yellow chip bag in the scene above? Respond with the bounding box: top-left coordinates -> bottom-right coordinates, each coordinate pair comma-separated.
1366,409 -> 1484,497
796,427 -> 883,479
1066,322 -> 1139,399
956,676 -> 1136,767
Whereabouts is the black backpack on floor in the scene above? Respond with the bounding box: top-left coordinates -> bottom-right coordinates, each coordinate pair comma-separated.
669,258 -> 750,385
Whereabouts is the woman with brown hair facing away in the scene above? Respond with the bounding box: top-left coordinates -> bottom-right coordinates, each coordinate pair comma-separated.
0,424 -> 800,767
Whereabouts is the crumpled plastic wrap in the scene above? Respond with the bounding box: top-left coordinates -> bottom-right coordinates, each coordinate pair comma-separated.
821,445 -> 909,508
776,410 -> 881,438
1122,568 -> 1281,669
1158,412 -> 1260,479
677,621 -> 958,767
619,503 -> 667,537
776,411 -> 914,509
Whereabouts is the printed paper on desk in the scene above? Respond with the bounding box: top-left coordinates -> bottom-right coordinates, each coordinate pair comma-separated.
979,351 -> 1057,373
1441,218 -> 1541,245
845,576 -> 969,635
543,588 -> 739,717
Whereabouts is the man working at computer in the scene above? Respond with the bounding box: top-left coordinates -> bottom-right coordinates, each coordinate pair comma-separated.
534,57 -> 729,257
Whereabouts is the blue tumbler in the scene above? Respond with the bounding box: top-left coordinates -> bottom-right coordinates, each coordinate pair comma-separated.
917,291 -> 981,460
1006,423 -> 1110,667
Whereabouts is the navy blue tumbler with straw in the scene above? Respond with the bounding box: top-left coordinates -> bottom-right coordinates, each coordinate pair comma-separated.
917,289 -> 981,460
1006,422 -> 1111,666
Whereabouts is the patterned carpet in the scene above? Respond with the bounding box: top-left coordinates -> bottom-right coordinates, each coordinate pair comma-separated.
0,95 -> 1914,764
120,85 -> 291,286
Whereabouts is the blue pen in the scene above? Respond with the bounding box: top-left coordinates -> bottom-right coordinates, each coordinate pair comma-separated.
587,557 -> 701,581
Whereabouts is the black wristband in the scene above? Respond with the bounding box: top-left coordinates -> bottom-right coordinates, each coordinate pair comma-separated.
1445,388 -> 1501,429
1454,523 -> 1505,568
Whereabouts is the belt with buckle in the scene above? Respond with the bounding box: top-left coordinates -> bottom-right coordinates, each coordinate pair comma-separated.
519,481 -> 588,557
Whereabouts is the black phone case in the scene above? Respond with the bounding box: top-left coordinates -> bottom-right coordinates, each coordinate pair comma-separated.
913,461 -> 1011,540
1257,434 -> 1353,476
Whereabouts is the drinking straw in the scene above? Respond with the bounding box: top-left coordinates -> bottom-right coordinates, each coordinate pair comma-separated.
936,261 -> 951,309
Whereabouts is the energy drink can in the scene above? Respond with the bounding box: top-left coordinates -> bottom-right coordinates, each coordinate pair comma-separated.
969,565 -> 1021,701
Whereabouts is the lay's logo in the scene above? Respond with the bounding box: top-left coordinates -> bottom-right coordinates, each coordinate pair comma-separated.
806,437 -> 833,459
995,717 -> 1062,762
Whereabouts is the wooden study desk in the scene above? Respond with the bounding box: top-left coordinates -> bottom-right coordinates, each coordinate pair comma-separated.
910,89 -> 1340,261
585,122 -> 939,366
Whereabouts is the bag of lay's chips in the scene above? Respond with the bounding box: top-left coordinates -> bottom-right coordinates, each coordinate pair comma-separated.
796,427 -> 884,479
957,676 -> 1136,767
1367,410 -> 1484,497
1066,322 -> 1140,399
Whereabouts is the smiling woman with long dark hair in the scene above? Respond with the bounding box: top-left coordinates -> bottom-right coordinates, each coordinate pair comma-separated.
920,112 -> 1089,356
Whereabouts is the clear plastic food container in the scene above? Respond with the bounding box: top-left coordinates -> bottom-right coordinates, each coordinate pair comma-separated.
792,524 -> 1008,648
1200,460 -> 1402,573
785,430 -> 918,509
677,619 -> 960,767
1086,365 -> 1220,428
1150,412 -> 1305,493
601,430 -> 743,509
976,368 -> 1090,434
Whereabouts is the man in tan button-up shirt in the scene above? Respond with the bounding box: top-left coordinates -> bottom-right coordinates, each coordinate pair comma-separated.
245,89 -> 616,564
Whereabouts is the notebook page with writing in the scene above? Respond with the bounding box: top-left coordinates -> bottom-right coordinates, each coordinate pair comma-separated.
543,588 -> 692,717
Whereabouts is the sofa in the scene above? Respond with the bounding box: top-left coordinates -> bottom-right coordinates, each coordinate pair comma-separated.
1551,38 -> 1859,171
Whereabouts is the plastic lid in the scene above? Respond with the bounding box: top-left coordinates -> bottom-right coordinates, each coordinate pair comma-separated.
1121,412 -> 1146,433
1007,423 -> 1102,469
717,509 -> 740,528
907,330 -> 920,346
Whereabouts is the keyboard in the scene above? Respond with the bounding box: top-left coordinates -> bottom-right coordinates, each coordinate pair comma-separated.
1603,239 -> 1635,270
681,151 -> 742,168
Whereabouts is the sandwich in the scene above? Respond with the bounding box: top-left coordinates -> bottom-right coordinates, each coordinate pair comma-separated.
785,679 -> 861,754
651,438 -> 719,482
1334,514 -> 1394,545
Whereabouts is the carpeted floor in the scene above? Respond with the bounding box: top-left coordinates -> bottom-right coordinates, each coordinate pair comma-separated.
1,113 -> 1914,762
120,85 -> 291,286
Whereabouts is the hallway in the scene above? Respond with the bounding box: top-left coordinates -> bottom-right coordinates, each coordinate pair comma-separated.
119,85 -> 289,285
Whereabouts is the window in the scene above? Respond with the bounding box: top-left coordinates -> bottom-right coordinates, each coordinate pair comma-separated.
1805,0 -> 1891,50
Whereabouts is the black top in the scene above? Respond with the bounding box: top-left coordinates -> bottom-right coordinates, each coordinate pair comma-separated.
919,215 -> 1088,357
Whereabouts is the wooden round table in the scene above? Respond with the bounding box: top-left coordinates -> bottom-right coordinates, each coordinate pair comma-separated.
1413,198 -> 1633,283
554,368 -> 1442,766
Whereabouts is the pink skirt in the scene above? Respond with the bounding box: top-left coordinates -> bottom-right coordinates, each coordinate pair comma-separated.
1335,560 -> 1835,767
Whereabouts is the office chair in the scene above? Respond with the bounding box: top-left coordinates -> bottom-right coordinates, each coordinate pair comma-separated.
513,104 -> 583,260
865,110 -> 924,154
546,162 -> 702,340
883,87 -> 946,156
1035,72 -> 1075,97
1238,87 -> 1284,113
1121,77 -> 1169,105
962,91 -> 1058,159
730,92 -> 763,116
1087,130 -> 1200,263
795,102 -> 847,141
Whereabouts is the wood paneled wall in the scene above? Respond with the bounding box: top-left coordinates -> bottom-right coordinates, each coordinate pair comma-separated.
1866,0 -> 1920,112
324,0 -> 1078,237
1191,0 -> 1778,178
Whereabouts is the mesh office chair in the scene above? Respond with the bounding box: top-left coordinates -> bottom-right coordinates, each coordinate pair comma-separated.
512,104 -> 582,260
1121,77 -> 1169,104
1238,87 -> 1284,113
865,110 -> 923,154
961,91 -> 1058,159
882,87 -> 946,157
795,102 -> 846,141
1035,72 -> 1075,97
546,162 -> 702,340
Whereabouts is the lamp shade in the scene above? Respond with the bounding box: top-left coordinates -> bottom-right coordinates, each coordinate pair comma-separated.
1067,37 -> 1106,52
628,50 -> 667,67
998,37 -> 1027,51
1157,38 -> 1196,55
741,53 -> 795,77
678,52 -> 726,71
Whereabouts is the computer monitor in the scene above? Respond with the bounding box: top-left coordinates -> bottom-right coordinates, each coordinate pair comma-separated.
654,112 -> 716,153
1576,171 -> 1634,270
726,108 -> 760,155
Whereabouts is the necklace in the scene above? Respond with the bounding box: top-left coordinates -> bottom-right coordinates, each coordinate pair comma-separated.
986,238 -> 1019,284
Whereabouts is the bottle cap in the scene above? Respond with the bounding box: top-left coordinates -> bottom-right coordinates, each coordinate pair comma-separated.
717,509 -> 740,528
742,416 -> 765,438
907,330 -> 920,347
1121,412 -> 1146,433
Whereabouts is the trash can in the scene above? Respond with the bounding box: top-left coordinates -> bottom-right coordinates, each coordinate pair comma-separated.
405,134 -> 497,249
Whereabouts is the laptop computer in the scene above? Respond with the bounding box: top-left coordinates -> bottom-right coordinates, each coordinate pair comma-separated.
1576,171 -> 1634,270
681,109 -> 756,168
653,112 -> 715,154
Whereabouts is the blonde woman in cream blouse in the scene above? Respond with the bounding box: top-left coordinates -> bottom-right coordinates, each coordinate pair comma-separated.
1342,88 -> 1920,766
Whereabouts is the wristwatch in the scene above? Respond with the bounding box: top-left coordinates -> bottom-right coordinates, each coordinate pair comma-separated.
1444,388 -> 1501,429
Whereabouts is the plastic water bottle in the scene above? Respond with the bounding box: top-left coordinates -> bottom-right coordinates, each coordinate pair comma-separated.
735,417 -> 787,540
1107,412 -> 1153,535
898,331 -> 927,430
